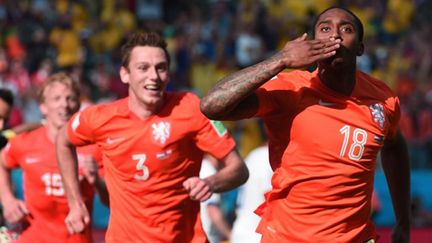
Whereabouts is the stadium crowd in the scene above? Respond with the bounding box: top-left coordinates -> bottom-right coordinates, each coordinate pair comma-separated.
0,0 -> 432,241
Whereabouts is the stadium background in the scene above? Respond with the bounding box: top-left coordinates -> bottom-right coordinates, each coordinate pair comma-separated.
2,0 -> 432,242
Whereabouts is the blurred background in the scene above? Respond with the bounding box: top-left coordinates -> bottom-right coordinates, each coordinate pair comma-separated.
1,0 -> 431,242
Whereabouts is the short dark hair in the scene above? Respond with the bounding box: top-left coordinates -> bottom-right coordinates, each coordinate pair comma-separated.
312,7 -> 364,42
121,32 -> 170,69
0,88 -> 14,106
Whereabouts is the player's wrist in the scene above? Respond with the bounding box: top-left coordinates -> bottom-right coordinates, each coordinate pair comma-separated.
202,177 -> 215,193
67,196 -> 86,209
0,192 -> 17,205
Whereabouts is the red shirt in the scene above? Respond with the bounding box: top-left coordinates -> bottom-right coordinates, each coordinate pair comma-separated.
67,92 -> 236,242
254,69 -> 400,242
2,126 -> 101,243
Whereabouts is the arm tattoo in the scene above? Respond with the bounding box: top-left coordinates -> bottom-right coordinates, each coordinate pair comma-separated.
201,56 -> 285,120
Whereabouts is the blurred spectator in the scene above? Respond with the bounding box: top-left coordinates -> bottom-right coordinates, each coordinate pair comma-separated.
411,196 -> 432,227
88,62 -> 118,103
4,28 -> 26,61
49,15 -> 82,70
399,89 -> 432,169
200,155 -> 232,243
30,58 -> 53,88
231,143 -> 272,243
234,19 -> 264,68
6,59 -> 30,96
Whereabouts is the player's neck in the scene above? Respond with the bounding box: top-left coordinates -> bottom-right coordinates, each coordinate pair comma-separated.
128,96 -> 164,119
44,121 -> 61,143
318,67 -> 356,96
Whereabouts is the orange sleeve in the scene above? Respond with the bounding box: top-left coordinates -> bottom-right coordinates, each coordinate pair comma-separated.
255,74 -> 300,118
1,138 -> 21,169
67,106 -> 97,146
385,95 -> 401,140
190,95 -> 236,159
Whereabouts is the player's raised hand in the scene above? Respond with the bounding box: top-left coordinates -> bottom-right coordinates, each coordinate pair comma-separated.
2,197 -> 28,224
183,177 -> 213,202
276,33 -> 341,69
64,203 -> 90,234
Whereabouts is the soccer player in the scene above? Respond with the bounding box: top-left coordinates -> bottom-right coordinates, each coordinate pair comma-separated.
56,32 -> 248,242
0,88 -> 46,150
0,89 -> 13,132
0,72 -> 106,242
201,7 -> 410,243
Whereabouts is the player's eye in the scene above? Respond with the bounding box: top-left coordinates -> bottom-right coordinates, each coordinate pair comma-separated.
138,65 -> 149,71
156,64 -> 168,73
320,26 -> 331,32
341,26 -> 353,33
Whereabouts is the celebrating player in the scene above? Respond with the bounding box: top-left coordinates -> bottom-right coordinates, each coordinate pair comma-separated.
56,32 -> 248,242
201,7 -> 410,243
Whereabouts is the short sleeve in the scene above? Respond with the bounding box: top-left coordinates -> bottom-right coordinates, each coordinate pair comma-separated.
67,107 -> 96,146
255,74 -> 300,118
1,140 -> 20,169
187,94 -> 235,159
385,95 -> 401,140
194,117 -> 236,160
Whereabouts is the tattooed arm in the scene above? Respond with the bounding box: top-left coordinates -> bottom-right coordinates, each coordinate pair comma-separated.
200,34 -> 341,120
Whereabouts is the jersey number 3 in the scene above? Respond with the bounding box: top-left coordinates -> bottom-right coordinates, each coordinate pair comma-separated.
339,125 -> 367,161
133,154 -> 149,180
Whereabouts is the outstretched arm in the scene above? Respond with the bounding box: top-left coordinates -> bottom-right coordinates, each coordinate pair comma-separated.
183,150 -> 248,202
200,34 -> 341,120
381,130 -> 411,243
56,125 -> 89,234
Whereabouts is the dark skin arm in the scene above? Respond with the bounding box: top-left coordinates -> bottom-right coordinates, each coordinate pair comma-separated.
380,130 -> 411,243
200,34 -> 341,120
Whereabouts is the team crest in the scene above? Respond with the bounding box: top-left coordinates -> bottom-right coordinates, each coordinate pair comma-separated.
152,121 -> 171,145
369,103 -> 385,129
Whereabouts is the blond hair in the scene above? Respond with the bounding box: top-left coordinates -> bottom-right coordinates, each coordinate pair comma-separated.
38,72 -> 81,103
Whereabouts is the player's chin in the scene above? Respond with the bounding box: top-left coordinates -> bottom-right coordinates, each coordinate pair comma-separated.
321,55 -> 346,68
54,117 -> 69,127
143,93 -> 165,104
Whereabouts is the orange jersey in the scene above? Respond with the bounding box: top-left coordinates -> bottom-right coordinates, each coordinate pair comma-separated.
253,70 -> 400,242
67,92 -> 236,243
1,126 -> 102,243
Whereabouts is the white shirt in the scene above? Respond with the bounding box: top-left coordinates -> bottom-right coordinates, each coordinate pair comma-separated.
200,159 -> 221,243
231,146 -> 273,243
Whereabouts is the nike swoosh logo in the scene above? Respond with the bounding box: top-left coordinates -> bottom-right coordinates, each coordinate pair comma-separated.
25,157 -> 40,164
318,99 -> 337,107
106,137 -> 125,145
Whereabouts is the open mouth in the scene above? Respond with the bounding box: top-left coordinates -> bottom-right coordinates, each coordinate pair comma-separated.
144,84 -> 161,91
59,110 -> 73,119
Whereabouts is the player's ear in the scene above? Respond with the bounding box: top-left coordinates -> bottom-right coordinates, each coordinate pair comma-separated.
119,66 -> 130,84
357,42 -> 364,56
